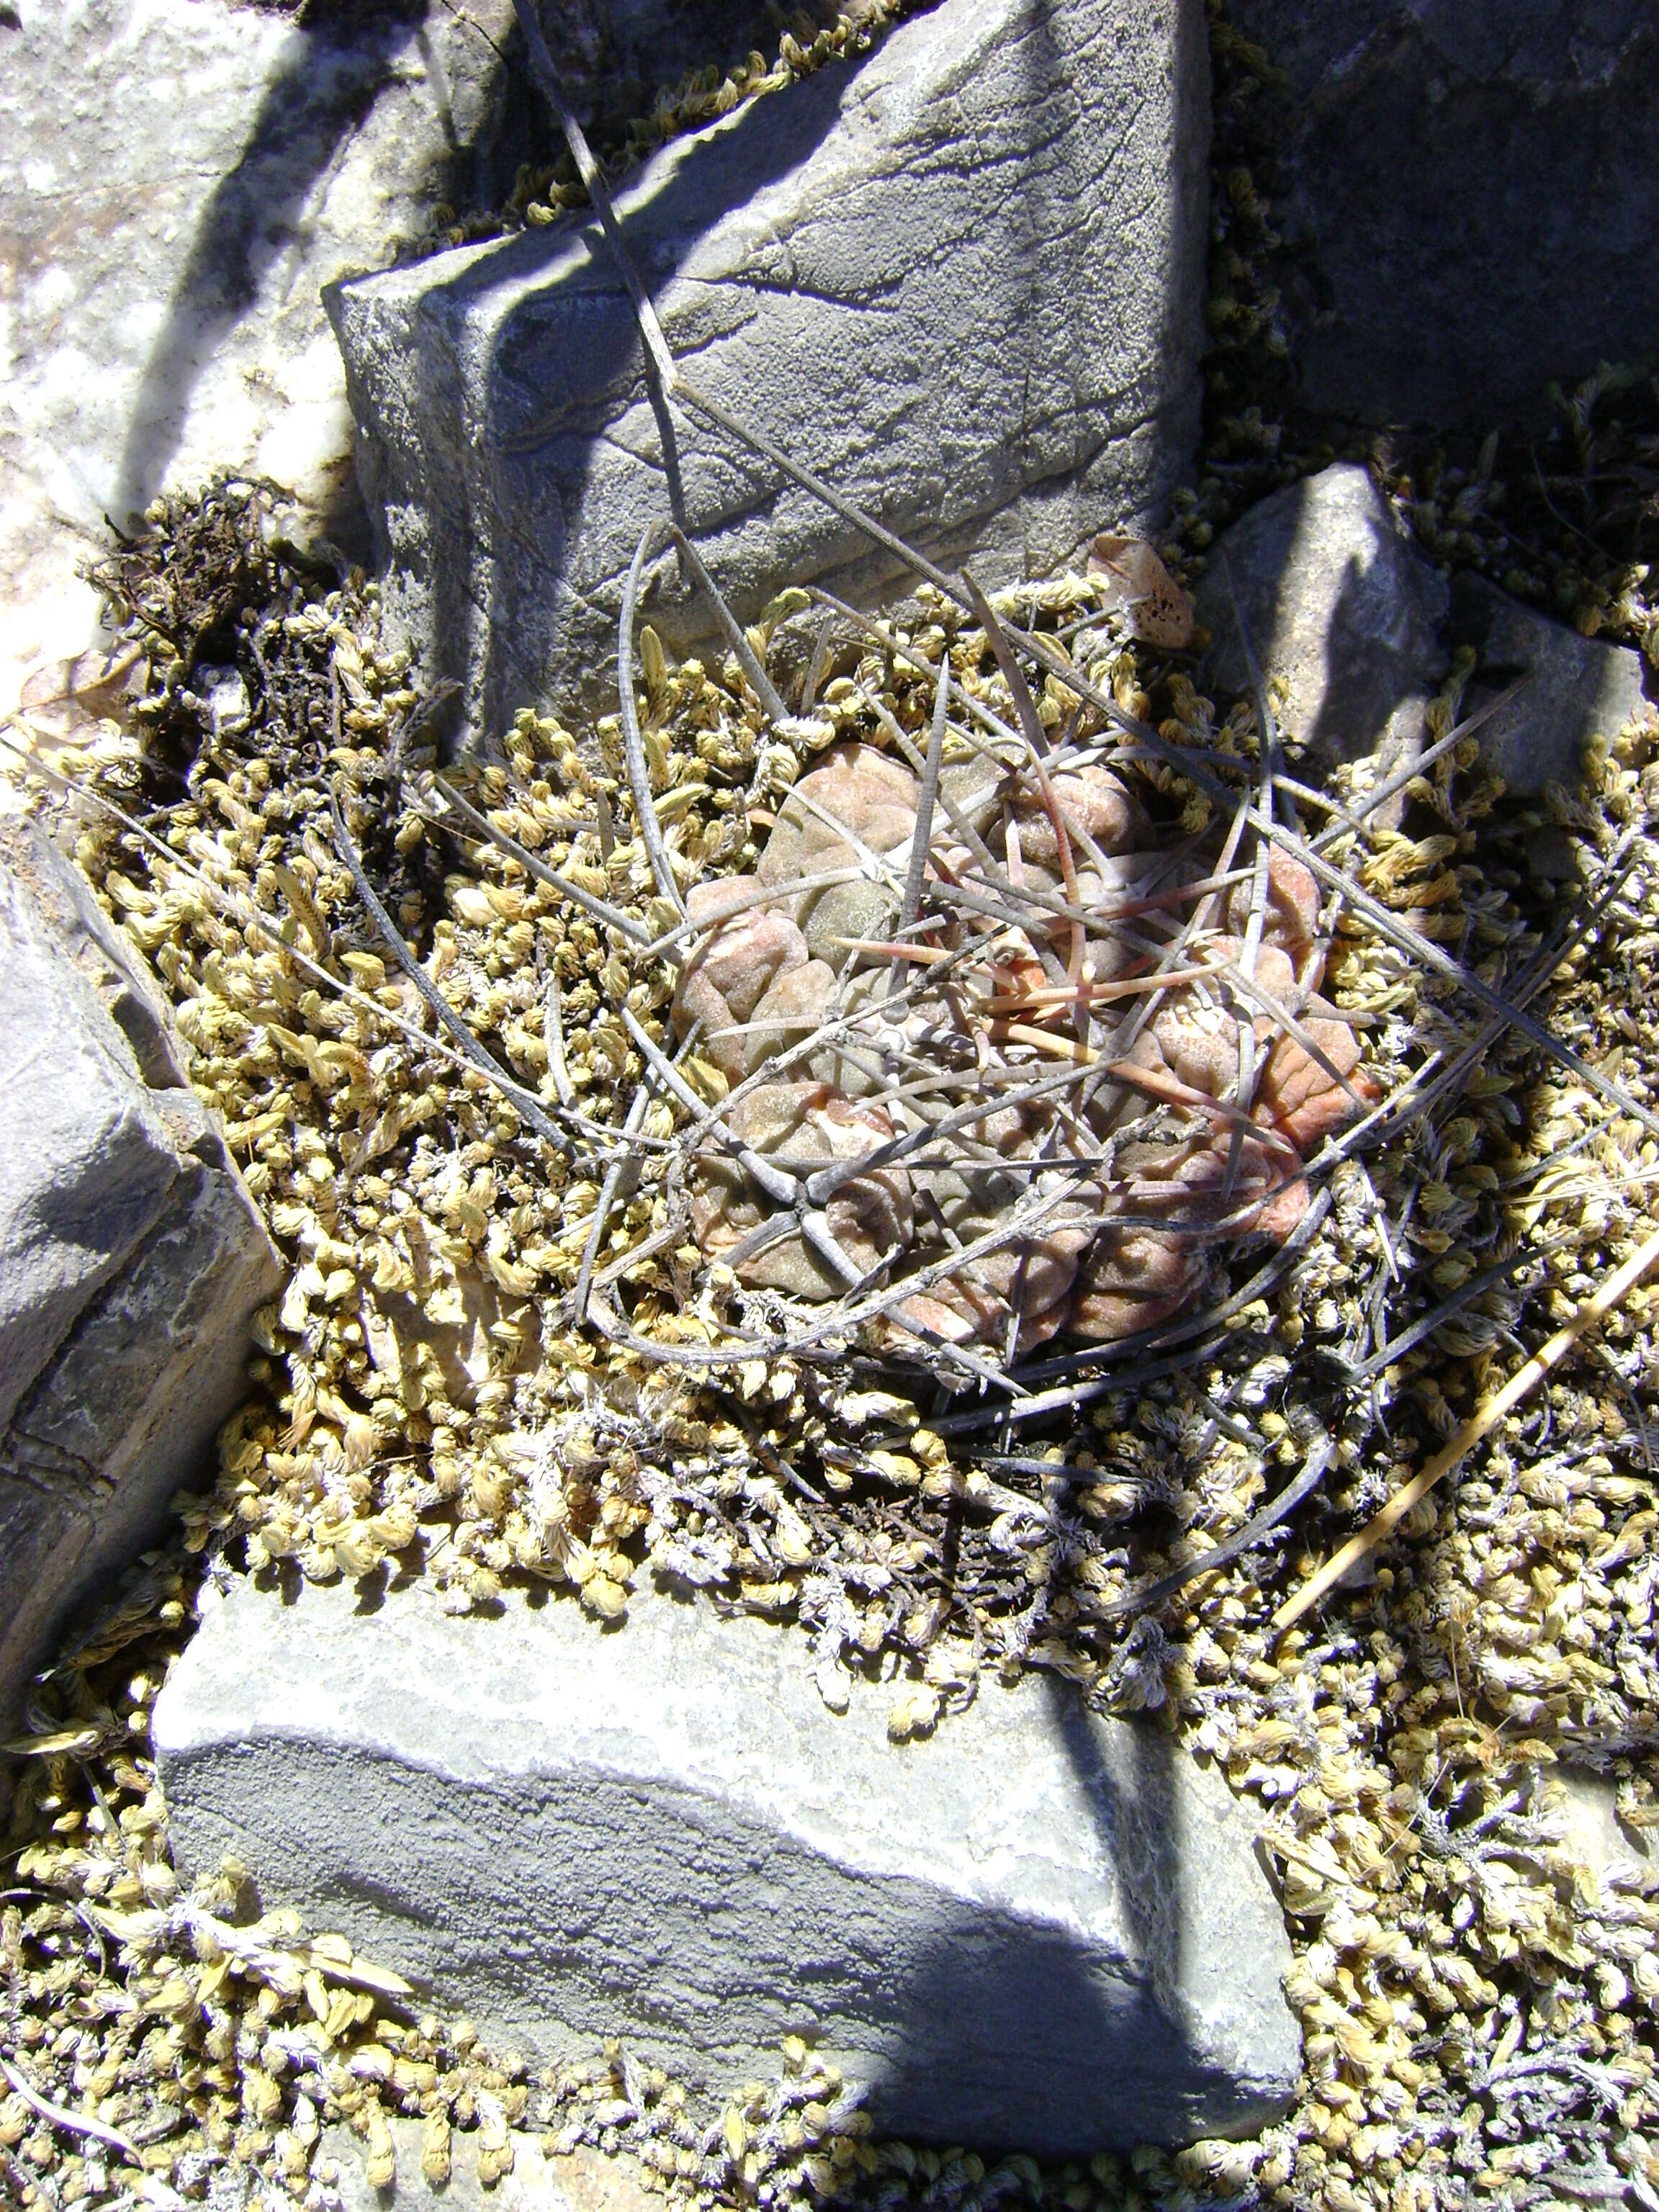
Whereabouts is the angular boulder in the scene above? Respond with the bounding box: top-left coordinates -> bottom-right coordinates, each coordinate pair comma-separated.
1195,462 -> 1448,787
156,1576 -> 1300,2155
1226,1 -> 1659,426
0,822 -> 282,1739
325,0 -> 1211,734
1447,573 -> 1653,796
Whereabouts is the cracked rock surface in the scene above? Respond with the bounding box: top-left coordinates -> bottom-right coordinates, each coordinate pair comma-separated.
327,0 -> 1210,730
156,1574 -> 1300,2155
0,819 -> 282,1739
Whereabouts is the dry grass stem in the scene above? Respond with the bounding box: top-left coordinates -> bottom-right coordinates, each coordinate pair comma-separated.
1275,1220 -> 1659,1630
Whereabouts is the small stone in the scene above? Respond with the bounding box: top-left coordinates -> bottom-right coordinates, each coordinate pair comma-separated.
1525,827 -> 1582,888
0,822 -> 282,1740
1195,464 -> 1449,791
323,2123 -> 653,2212
1446,574 -> 1653,796
156,1577 -> 1300,2155
326,0 -> 1210,727
1555,1770 -> 1656,1884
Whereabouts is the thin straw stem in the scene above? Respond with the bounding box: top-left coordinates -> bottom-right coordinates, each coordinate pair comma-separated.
1274,1222 -> 1659,1632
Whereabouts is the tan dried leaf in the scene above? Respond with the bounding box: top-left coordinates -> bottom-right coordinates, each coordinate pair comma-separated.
18,642 -> 145,737
1087,535 -> 1195,649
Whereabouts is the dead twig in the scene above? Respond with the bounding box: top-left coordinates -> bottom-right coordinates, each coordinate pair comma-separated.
542,974 -> 575,1107
505,0 -> 676,390
894,644 -> 953,955
1331,1242 -> 1552,1386
669,526 -> 789,726
1098,1425 -> 1334,1619
1259,811 -> 1659,1145
0,2050 -> 143,2167
328,787 -> 577,1161
426,773 -> 655,948
1,728 -> 629,1167
962,571 -> 1050,761
619,522 -> 686,914
574,1080 -> 654,1325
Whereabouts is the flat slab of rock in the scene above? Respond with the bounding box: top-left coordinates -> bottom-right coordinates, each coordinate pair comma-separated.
156,1577 -> 1298,2155
0,822 -> 282,1738
327,0 -> 1210,732
0,0 -> 514,714
1226,1 -> 1659,425
1195,463 -> 1448,791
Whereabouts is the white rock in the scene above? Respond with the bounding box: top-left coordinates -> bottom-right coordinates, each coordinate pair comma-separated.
155,1574 -> 1300,2154
322,2126 -> 652,2212
326,0 -> 1211,730
1555,1770 -> 1655,1885
0,0 -> 514,714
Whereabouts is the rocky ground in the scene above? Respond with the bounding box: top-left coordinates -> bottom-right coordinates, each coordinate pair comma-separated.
4,6 -> 1659,2212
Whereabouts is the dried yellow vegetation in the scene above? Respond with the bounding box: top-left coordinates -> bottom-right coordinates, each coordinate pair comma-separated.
2,462 -> 1658,2212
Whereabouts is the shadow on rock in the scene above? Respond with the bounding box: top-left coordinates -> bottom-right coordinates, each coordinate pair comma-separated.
862,1693 -> 1201,2151
111,0 -> 503,534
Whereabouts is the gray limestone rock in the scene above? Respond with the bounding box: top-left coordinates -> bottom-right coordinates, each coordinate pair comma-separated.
155,1575 -> 1299,2155
0,822 -> 282,1739
1195,463 -> 1449,784
1225,1 -> 1659,427
1446,574 -> 1653,796
325,0 -> 1211,737
0,854 -> 180,1441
